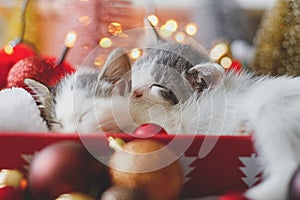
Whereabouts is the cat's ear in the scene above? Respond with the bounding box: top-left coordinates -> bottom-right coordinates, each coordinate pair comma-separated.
144,18 -> 163,44
24,78 -> 52,105
101,48 -> 131,84
190,62 -> 225,92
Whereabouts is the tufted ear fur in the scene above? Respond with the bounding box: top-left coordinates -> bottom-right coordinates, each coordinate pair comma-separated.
144,18 -> 164,45
190,62 -> 225,90
24,78 -> 51,106
101,48 -> 132,95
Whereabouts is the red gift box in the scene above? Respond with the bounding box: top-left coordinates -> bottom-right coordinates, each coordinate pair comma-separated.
0,132 -> 260,199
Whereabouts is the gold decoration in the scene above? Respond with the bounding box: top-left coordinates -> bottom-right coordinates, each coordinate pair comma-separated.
251,0 -> 300,76
0,169 -> 24,188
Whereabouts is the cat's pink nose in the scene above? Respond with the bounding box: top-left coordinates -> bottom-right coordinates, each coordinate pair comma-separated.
133,90 -> 143,98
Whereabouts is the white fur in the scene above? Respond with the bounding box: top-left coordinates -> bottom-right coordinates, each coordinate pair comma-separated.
0,88 -> 48,132
130,70 -> 300,199
52,69 -> 136,134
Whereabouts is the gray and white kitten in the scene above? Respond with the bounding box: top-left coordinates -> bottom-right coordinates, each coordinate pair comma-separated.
129,21 -> 300,199
25,48 -> 134,133
130,20 -> 224,126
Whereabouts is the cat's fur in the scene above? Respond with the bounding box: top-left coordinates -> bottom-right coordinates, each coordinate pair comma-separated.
25,48 -> 135,133
129,21 -> 300,199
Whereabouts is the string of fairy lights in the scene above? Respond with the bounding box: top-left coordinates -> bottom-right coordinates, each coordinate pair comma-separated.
97,14 -> 232,69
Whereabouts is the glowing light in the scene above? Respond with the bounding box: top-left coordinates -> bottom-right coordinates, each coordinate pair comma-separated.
78,16 -> 92,26
220,57 -> 232,69
94,56 -> 104,67
129,48 -> 142,60
210,43 -> 228,61
64,31 -> 77,48
185,23 -> 197,36
4,44 -> 13,55
165,20 -> 178,32
160,25 -> 173,38
99,37 -> 112,48
147,14 -> 159,26
108,22 -> 123,35
174,32 -> 185,43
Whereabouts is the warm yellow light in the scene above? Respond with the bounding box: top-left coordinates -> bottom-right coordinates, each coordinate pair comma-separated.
108,22 -> 123,35
64,31 -> 77,48
94,56 -> 104,67
78,16 -> 92,26
129,48 -> 142,60
220,57 -> 232,69
160,25 -> 173,38
4,44 -> 13,55
147,14 -> 159,26
174,32 -> 185,43
99,37 -> 112,48
185,23 -> 197,36
210,43 -> 228,61
165,20 -> 178,32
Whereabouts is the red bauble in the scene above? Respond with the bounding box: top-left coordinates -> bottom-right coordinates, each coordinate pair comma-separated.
0,43 -> 36,89
28,141 -> 110,200
132,123 -> 168,138
6,56 -> 75,89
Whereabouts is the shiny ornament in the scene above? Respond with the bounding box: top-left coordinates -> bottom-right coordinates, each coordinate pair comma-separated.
28,141 -> 110,200
6,56 -> 75,89
0,42 -> 36,89
132,123 -> 168,138
100,185 -> 148,200
0,169 -> 27,200
252,0 -> 300,76
109,139 -> 183,200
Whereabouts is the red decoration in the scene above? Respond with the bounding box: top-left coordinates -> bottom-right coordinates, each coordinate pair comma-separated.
28,141 -> 110,200
132,123 -> 168,138
218,192 -> 248,200
227,59 -> 242,74
0,43 -> 36,89
6,56 -> 75,89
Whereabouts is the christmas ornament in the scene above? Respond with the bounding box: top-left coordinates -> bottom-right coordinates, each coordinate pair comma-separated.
100,185 -> 148,200
0,169 -> 27,200
0,0 -> 37,89
109,139 -> 184,200
28,141 -> 110,200
251,0 -> 300,76
56,192 -> 95,200
288,166 -> 300,200
132,123 -> 168,138
6,56 -> 74,89
0,42 -> 36,89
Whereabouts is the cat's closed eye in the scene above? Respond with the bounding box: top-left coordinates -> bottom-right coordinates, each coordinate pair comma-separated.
150,84 -> 179,105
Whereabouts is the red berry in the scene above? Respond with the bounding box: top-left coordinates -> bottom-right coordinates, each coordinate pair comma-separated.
0,43 -> 36,89
132,123 -> 168,138
6,56 -> 75,89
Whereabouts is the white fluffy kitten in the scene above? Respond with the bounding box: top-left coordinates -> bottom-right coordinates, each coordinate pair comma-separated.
129,21 -> 300,200
25,48 -> 135,133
